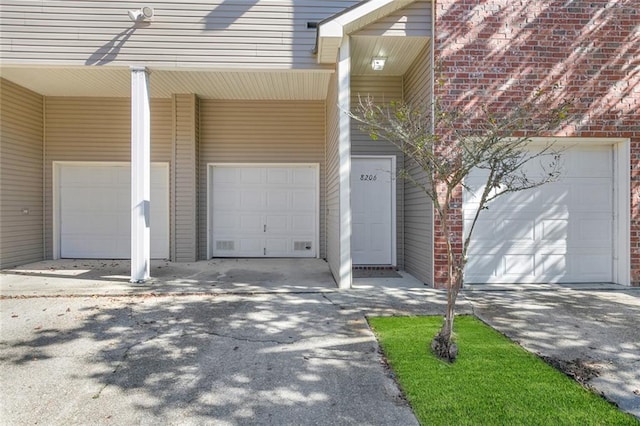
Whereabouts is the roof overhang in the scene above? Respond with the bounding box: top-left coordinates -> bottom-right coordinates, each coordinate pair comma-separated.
315,0 -> 418,64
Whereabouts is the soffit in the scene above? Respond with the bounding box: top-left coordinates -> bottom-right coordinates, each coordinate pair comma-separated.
316,0 -> 419,64
351,36 -> 427,76
0,67 -> 333,100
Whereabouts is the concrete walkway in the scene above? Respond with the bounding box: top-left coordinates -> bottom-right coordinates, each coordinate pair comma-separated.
1,260 -> 639,423
0,258 -> 427,297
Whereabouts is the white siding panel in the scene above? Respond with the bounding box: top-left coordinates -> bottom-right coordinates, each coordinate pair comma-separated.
44,97 -> 173,259
199,100 -> 325,259
173,94 -> 199,262
0,0 -> 360,69
402,42 -> 432,284
325,72 -> 341,280
0,78 -> 44,268
354,1 -> 431,37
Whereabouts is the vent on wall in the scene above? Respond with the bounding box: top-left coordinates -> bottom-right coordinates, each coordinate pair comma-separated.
216,240 -> 235,251
294,241 -> 313,251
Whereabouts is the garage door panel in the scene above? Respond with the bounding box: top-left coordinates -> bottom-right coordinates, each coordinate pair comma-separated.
211,165 -> 317,258
240,214 -> 263,232
537,184 -> 570,206
266,238 -> 288,254
292,191 -> 315,211
503,254 -> 535,277
238,238 -> 262,255
292,215 -> 314,232
266,215 -> 288,233
540,254 -> 566,276
62,237 -> 120,258
266,168 -> 289,184
502,219 -> 535,242
575,254 -> 611,275
59,163 -> 169,260
540,219 -> 569,241
240,168 -> 262,184
266,190 -> 289,210
240,191 -> 262,210
214,190 -> 238,210
465,146 -> 613,283
564,148 -> 612,177
293,168 -> 316,186
469,219 -> 497,241
63,212 -> 124,235
576,183 -> 611,208
466,254 -> 498,279
577,218 -> 611,243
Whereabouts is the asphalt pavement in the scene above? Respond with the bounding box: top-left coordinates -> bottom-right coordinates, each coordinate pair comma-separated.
1,260 -> 639,424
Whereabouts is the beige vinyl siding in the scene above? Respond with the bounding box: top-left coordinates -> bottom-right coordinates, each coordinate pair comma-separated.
402,42 -> 432,285
325,72 -> 341,278
43,97 -> 172,259
0,79 -> 44,268
353,0 -> 431,37
172,94 -> 199,262
199,99 -> 326,260
350,75 -> 405,268
0,0 -> 359,70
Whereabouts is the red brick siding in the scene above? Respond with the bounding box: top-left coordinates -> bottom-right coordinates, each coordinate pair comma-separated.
434,0 -> 640,287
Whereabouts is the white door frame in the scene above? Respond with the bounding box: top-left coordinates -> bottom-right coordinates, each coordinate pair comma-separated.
351,155 -> 397,267
52,161 -> 170,260
206,163 -> 320,259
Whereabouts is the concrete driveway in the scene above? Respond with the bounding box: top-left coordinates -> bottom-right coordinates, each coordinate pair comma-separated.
0,260 -> 451,425
464,288 -> 640,418
1,260 -> 639,423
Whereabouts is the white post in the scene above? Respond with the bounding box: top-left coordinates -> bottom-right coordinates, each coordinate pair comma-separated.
338,36 -> 353,289
130,66 -> 151,283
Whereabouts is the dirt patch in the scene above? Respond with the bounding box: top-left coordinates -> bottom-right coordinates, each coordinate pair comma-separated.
542,356 -> 601,386
214,269 -> 284,284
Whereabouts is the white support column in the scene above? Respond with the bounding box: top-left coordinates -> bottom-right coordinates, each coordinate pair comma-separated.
337,37 -> 353,289
130,66 -> 151,283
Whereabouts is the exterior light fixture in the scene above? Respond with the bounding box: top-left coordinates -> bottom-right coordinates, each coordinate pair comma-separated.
128,6 -> 154,22
371,57 -> 386,71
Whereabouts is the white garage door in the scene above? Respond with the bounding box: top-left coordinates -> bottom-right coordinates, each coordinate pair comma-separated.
464,145 -> 613,283
211,165 -> 317,257
58,163 -> 169,259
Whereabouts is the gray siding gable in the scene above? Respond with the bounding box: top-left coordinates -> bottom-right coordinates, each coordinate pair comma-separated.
1,0 -> 361,69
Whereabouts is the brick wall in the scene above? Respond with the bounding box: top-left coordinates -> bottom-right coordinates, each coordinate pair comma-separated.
434,0 -> 640,287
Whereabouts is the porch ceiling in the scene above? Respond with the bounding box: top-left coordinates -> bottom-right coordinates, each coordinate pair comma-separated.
351,36 -> 427,76
0,67 -> 333,100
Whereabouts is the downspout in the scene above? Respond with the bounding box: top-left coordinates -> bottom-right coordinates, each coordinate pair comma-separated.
42,96 -> 47,260
430,0 -> 437,287
171,95 -> 177,262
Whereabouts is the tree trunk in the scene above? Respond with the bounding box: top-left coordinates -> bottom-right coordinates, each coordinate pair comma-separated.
431,251 -> 463,362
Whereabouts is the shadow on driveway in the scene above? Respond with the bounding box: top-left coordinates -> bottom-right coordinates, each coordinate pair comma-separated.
1,289 -> 458,424
464,288 -> 640,418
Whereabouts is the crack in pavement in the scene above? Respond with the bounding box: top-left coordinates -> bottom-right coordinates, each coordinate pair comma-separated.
92,306 -> 160,399
203,329 -> 302,345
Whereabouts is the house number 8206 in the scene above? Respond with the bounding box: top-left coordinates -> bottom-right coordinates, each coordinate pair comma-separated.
360,174 -> 377,181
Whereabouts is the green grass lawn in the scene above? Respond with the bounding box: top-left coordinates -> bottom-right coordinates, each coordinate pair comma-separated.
368,316 -> 639,426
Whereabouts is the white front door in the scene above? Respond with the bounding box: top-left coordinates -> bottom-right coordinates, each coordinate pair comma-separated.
210,165 -> 318,257
57,163 -> 169,259
351,157 -> 395,265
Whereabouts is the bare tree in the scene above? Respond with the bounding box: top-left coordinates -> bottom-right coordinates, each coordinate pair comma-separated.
350,89 -> 571,362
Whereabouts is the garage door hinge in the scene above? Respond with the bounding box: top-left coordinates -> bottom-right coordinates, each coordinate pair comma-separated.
264,224 -> 266,232
263,248 -> 266,256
